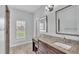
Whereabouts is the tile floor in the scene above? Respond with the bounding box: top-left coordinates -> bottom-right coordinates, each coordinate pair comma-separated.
10,43 -> 35,54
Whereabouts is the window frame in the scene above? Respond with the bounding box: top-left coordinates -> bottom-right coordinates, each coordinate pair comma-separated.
16,20 -> 26,39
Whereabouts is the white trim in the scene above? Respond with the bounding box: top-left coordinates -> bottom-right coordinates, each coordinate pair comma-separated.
10,41 -> 32,47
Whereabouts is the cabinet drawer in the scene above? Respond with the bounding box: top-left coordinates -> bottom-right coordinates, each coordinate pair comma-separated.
47,46 -> 65,54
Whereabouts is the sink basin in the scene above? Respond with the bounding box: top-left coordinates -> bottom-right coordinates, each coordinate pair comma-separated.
53,42 -> 72,50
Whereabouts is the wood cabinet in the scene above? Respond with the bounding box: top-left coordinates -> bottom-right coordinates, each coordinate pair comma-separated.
38,41 -> 48,54
32,39 -> 66,54
32,39 -> 38,53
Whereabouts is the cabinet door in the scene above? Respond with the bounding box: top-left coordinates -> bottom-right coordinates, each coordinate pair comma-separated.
47,49 -> 56,54
38,41 -> 48,54
38,50 -> 48,54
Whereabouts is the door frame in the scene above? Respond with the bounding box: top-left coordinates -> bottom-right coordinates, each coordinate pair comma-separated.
5,5 -> 10,54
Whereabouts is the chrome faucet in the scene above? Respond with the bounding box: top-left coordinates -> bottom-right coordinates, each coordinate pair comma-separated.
63,36 -> 66,43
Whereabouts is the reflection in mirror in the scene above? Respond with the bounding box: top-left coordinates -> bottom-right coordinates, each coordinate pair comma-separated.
56,5 -> 79,36
39,16 -> 48,33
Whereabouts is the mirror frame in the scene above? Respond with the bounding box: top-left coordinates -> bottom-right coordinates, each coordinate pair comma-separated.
55,5 -> 79,36
39,15 -> 48,33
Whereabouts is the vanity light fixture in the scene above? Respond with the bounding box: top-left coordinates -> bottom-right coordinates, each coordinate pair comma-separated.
45,5 -> 54,12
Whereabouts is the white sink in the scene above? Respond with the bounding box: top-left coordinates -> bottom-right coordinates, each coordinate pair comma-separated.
53,42 -> 72,50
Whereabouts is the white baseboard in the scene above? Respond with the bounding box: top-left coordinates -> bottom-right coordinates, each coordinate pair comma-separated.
10,41 -> 32,47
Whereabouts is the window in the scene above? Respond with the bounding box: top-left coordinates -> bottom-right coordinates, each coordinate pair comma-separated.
16,20 -> 25,39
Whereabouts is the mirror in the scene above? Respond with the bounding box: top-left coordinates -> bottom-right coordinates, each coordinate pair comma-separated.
39,16 -> 48,33
56,5 -> 79,36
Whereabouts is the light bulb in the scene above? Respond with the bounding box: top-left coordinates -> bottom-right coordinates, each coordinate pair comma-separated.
45,5 -> 54,12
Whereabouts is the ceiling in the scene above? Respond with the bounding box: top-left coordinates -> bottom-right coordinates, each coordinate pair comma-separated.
9,5 -> 42,13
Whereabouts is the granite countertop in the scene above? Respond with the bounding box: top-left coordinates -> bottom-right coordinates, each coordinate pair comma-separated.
38,36 -> 79,54
33,37 -> 39,42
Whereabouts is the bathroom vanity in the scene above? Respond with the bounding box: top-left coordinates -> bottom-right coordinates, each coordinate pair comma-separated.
37,39 -> 66,54
32,38 -> 65,54
32,35 -> 79,54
